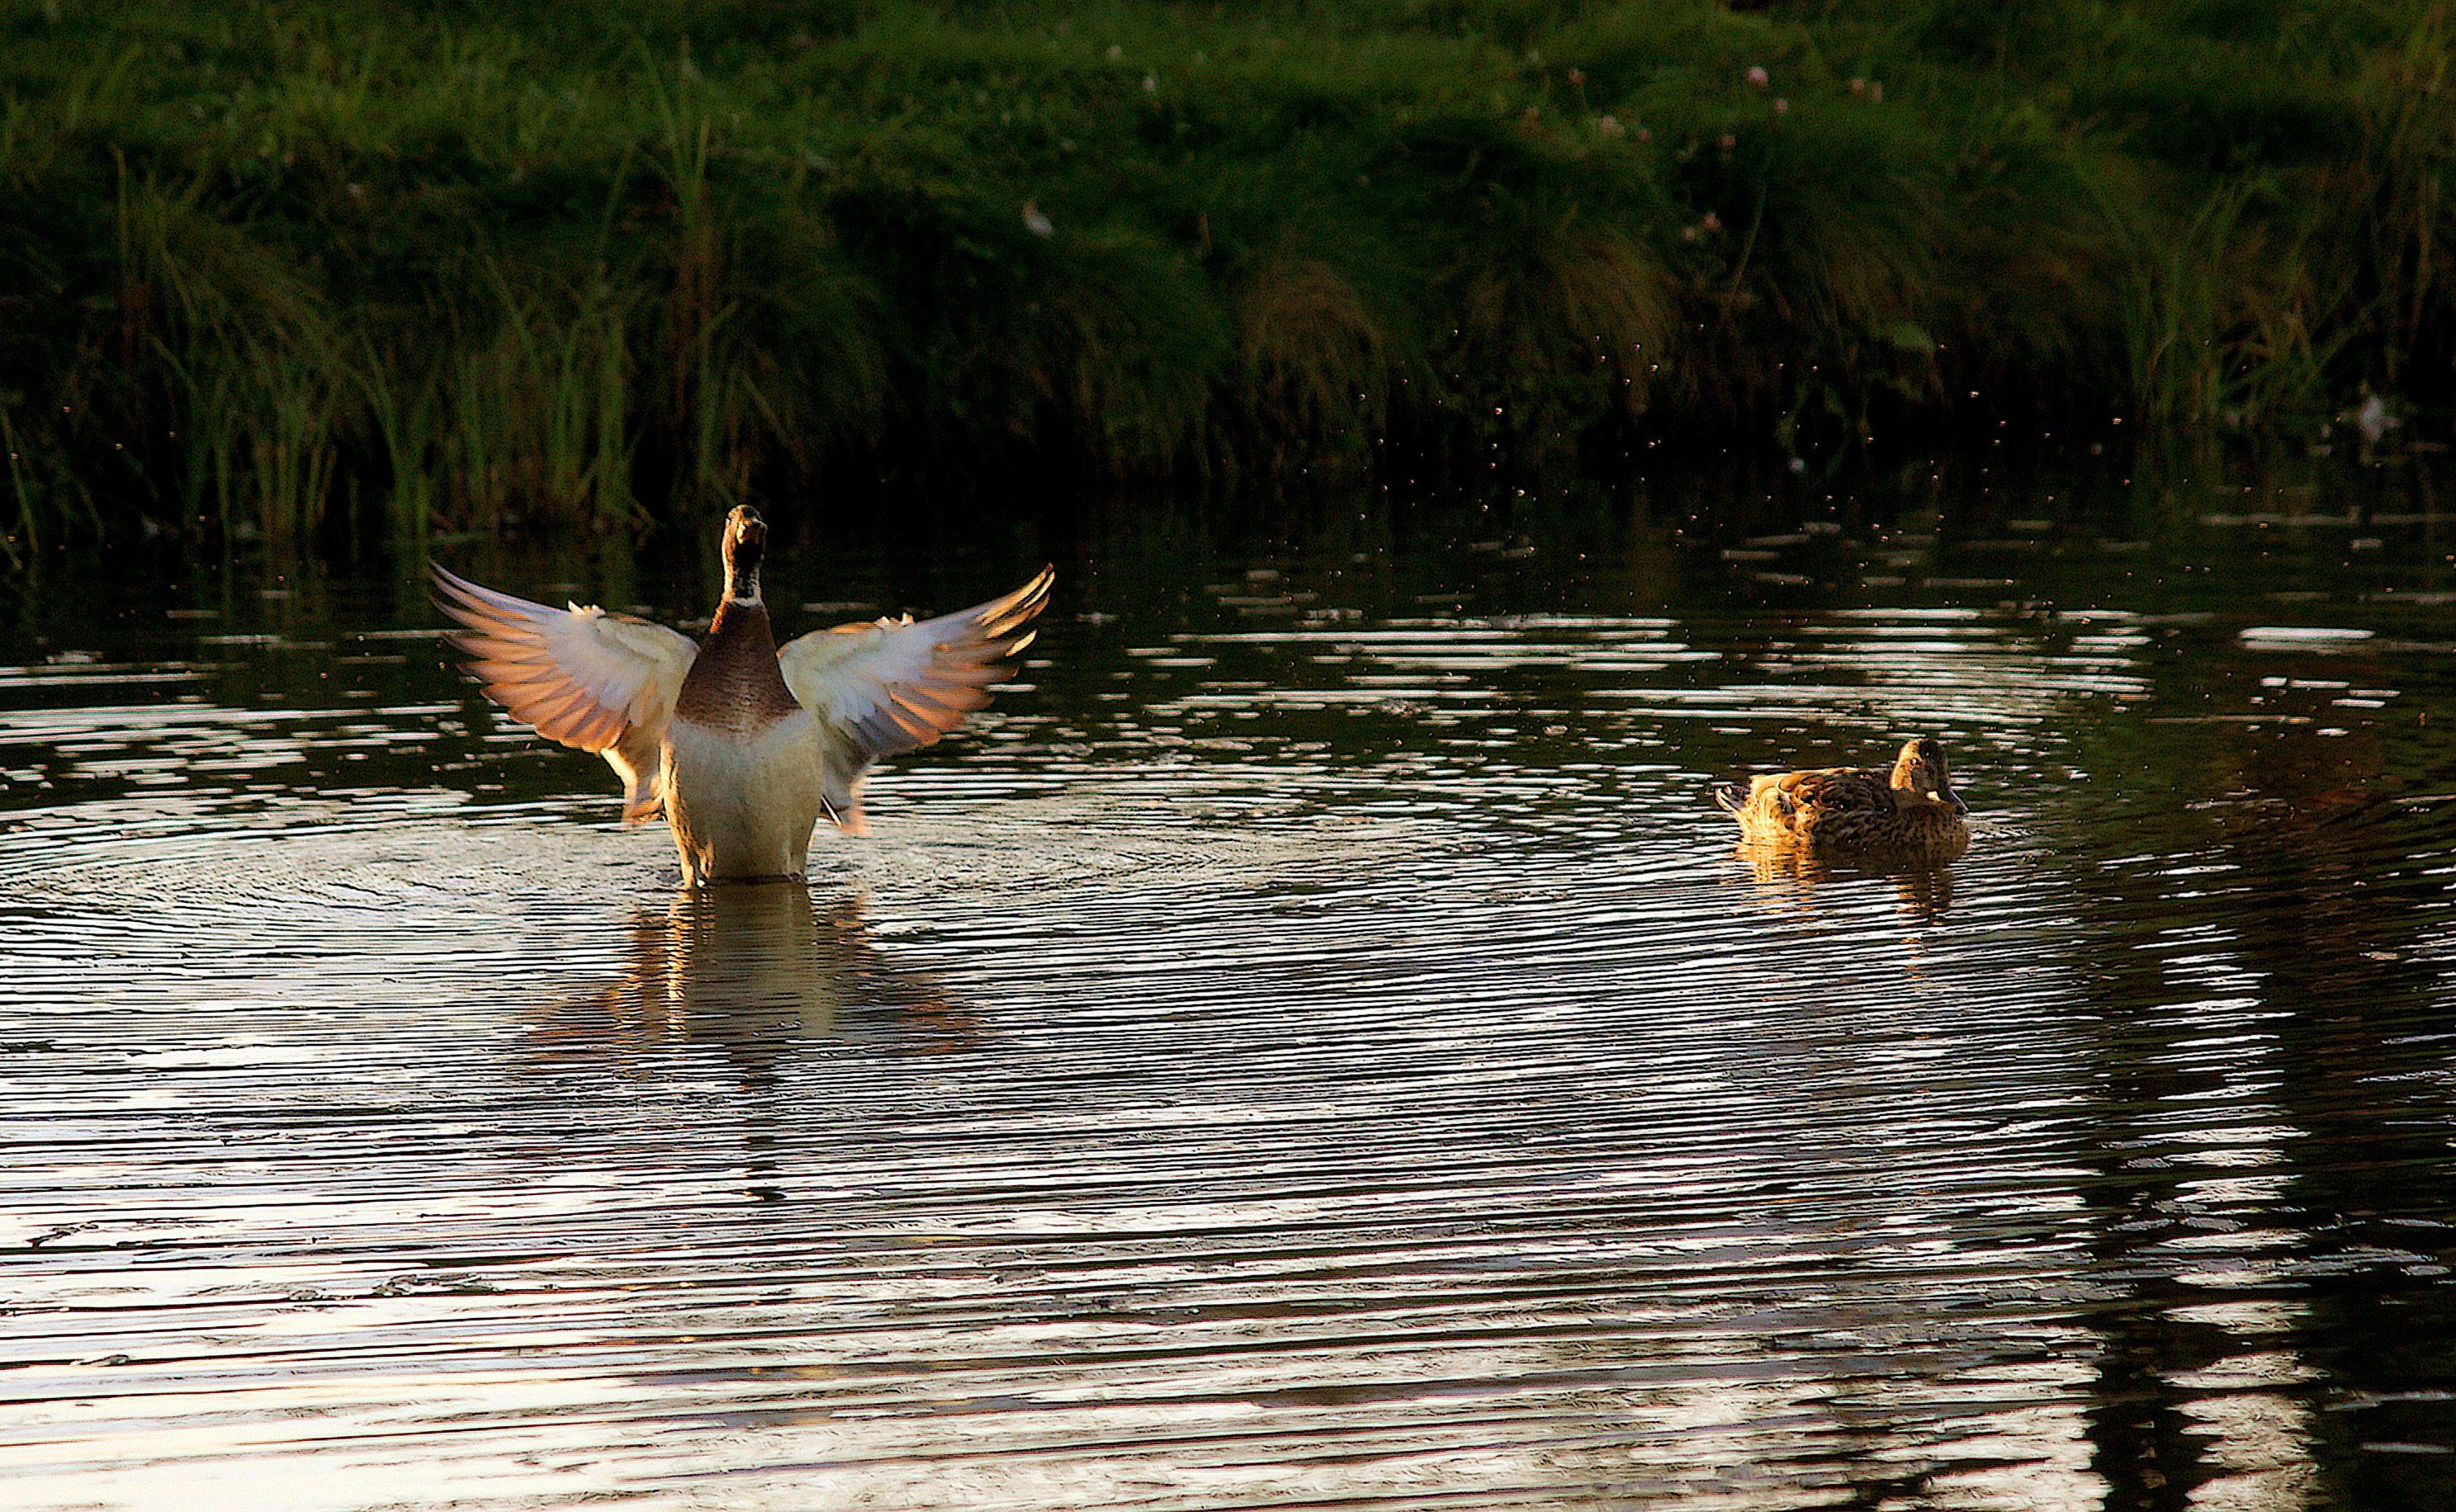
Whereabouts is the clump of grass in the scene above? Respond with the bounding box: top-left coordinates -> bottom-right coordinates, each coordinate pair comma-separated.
1233,244 -> 1397,469
3,0 -> 2454,558
115,172 -> 355,541
425,263 -> 641,532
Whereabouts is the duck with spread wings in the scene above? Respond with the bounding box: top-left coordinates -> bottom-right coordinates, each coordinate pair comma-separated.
434,505 -> 1052,885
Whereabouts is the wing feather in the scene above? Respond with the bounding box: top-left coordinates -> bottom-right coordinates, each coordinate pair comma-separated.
432,565 -> 700,822
1776,767 -> 1893,815
777,565 -> 1055,833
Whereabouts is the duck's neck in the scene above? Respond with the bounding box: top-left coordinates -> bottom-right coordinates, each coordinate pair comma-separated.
710,535 -> 769,636
722,555 -> 762,610
707,593 -> 772,643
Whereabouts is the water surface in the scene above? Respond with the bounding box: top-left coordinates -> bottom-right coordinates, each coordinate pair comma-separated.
5,456 -> 2455,1509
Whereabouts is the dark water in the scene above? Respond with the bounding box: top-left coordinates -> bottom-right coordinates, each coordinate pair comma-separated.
5,455 -> 2456,1509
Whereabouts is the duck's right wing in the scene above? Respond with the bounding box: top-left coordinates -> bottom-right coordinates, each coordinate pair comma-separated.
775,566 -> 1054,834
432,565 -> 700,823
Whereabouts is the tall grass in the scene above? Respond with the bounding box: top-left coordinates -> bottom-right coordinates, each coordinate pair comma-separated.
2,0 -> 2454,555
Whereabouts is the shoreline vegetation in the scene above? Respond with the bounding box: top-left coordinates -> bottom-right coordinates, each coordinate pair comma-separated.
5,1 -> 2454,560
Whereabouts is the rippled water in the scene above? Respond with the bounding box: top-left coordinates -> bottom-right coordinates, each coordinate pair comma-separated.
6,458 -> 2456,1509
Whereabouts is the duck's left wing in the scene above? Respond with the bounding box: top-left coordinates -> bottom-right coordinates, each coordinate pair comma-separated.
432,565 -> 700,822
776,566 -> 1054,834
1774,767 -> 1892,816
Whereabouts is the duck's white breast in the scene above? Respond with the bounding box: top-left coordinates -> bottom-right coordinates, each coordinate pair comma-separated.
662,709 -> 831,883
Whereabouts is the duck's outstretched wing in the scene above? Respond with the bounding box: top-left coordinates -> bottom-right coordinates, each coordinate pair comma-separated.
775,566 -> 1054,834
432,565 -> 700,823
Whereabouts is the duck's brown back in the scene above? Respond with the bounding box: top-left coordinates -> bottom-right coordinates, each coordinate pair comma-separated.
1766,764 -> 1896,814
1735,762 -> 1963,853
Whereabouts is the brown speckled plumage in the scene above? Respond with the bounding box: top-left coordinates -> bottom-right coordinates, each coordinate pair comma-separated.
1715,736 -> 1971,857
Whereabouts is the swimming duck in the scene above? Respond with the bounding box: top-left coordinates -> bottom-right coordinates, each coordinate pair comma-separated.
434,506 -> 1053,885
1715,736 -> 1970,856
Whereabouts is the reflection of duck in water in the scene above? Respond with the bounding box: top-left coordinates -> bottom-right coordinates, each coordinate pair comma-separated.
435,506 -> 1052,884
536,882 -> 972,1057
1715,737 -> 1970,858
1741,842 -> 1956,922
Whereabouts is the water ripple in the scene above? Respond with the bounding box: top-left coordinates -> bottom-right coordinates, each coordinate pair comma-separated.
5,504 -> 2456,1509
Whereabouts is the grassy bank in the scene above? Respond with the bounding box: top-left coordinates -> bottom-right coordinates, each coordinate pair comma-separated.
4,0 -> 2453,556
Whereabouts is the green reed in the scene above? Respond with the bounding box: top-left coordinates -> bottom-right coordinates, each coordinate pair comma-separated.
2,0 -> 2453,555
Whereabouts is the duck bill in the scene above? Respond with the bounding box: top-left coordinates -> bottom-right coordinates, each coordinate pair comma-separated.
1941,781 -> 1968,815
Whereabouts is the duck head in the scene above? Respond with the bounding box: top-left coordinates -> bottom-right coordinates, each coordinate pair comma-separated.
1890,736 -> 1968,815
721,506 -> 767,603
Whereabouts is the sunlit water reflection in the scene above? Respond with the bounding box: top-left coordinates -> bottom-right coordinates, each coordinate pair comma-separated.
4,458 -> 2455,1508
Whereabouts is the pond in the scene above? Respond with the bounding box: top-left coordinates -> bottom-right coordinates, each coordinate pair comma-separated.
4,452 -> 2455,1509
